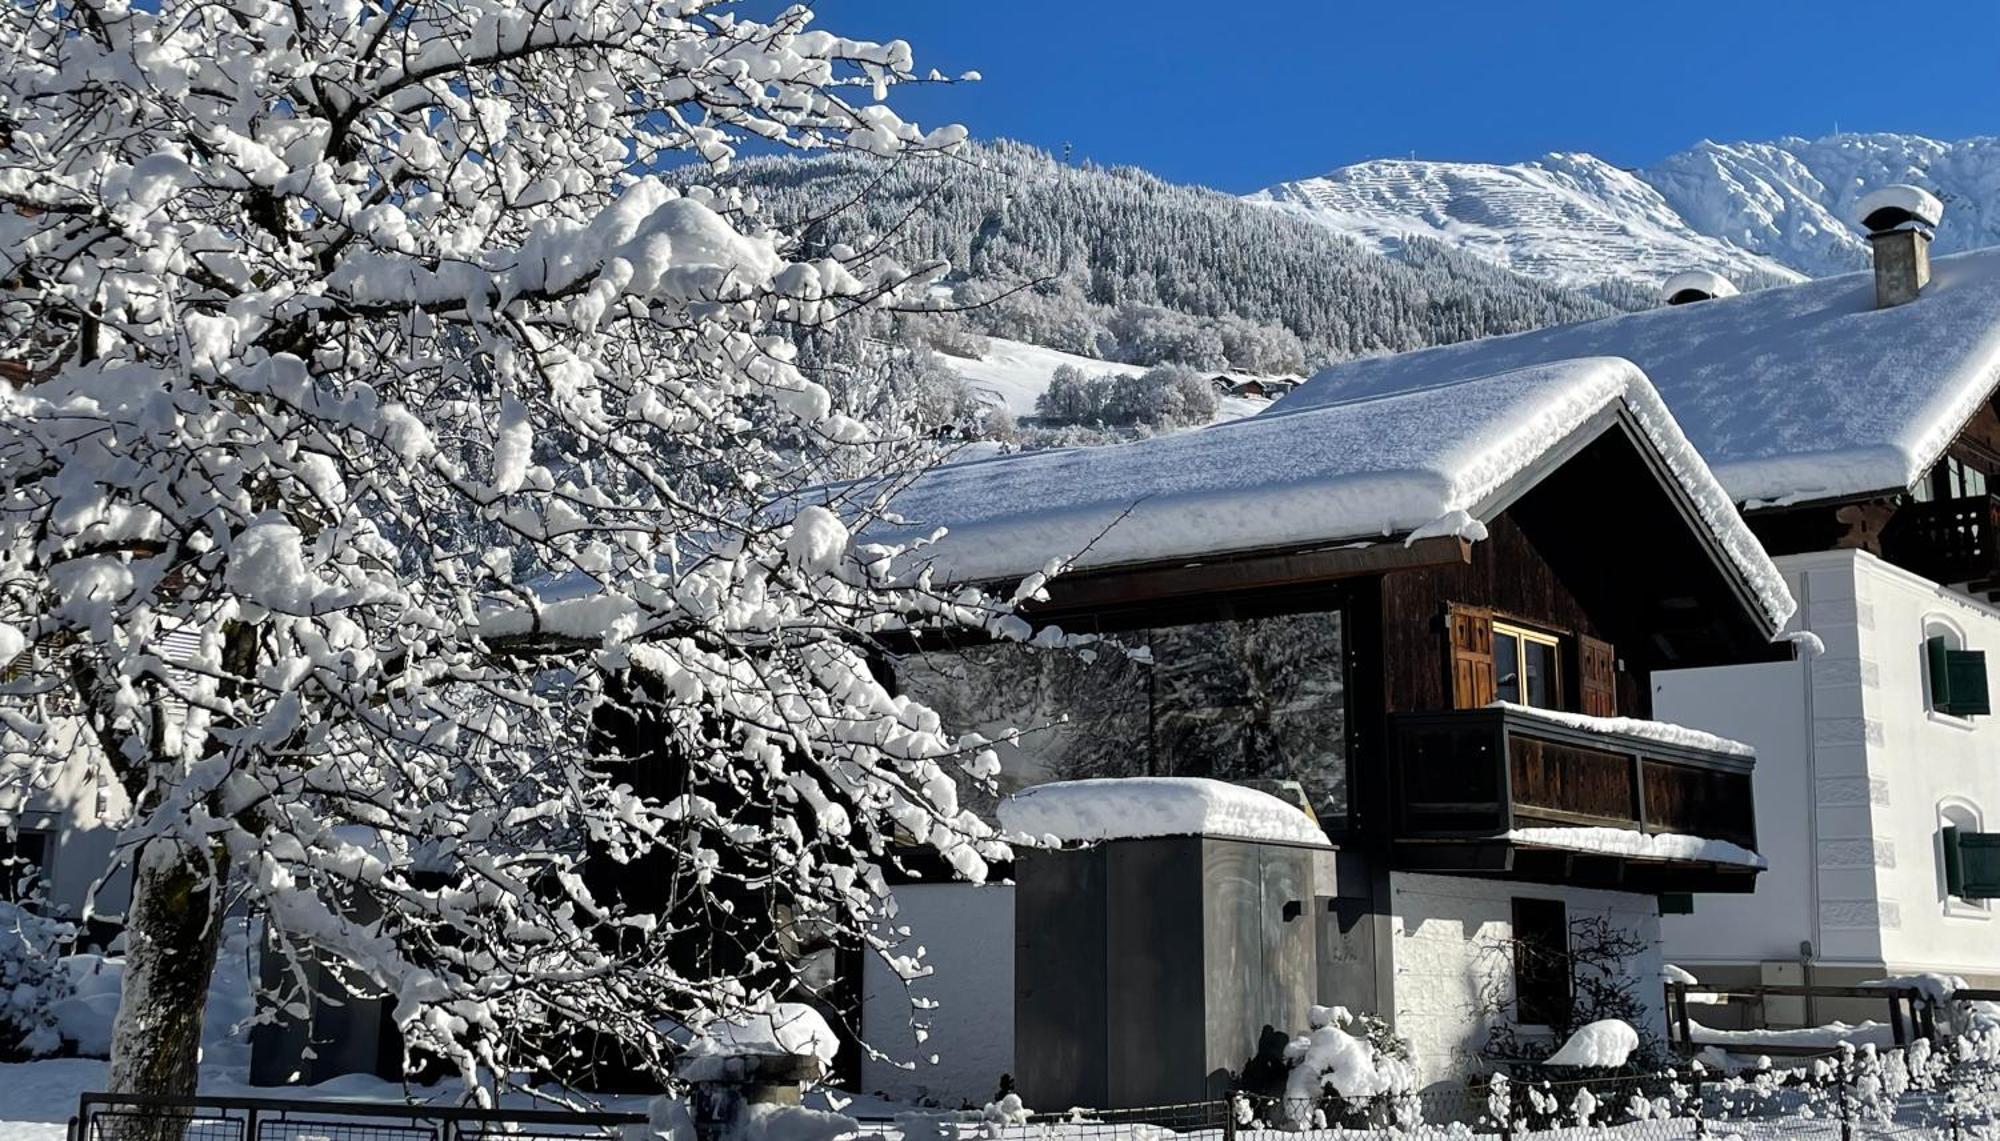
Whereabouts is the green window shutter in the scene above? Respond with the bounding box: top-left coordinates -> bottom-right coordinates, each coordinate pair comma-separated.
1929,636 -> 1954,709
1945,826 -> 1965,897
1947,650 -> 1991,716
1658,893 -> 1695,916
1959,832 -> 2000,900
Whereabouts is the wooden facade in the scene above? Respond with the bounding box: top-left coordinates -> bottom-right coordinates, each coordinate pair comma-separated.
987,418 -> 1785,892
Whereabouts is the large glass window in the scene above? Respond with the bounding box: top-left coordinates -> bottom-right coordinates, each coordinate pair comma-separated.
895,606 -> 1349,828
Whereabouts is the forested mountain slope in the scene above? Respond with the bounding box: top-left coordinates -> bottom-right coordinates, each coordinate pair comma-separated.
719,140 -> 1616,375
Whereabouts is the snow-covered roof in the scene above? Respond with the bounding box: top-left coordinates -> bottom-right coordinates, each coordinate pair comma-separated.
1277,246 -> 2000,508
997,777 -> 1332,848
864,356 -> 1795,631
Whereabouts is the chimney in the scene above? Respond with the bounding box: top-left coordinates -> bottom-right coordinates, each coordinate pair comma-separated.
1857,184 -> 1944,309
1660,270 -> 1739,306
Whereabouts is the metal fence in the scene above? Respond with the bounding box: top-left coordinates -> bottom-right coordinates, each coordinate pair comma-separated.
70,1093 -> 649,1141
846,1045 -> 2000,1141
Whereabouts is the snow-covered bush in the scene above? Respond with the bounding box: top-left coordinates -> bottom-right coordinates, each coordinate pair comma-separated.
1280,1005 -> 1417,1129
0,901 -> 74,1059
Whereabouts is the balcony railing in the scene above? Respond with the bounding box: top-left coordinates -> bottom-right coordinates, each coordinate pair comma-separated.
1388,707 -> 1758,885
1883,493 -> 2000,586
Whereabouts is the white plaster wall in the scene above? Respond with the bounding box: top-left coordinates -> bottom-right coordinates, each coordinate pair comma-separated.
1387,872 -> 1664,1088
1657,549 -> 2000,983
1654,552 -> 1898,972
1652,659 -> 1815,966
861,883 -> 1015,1107
0,729 -> 131,919
1847,551 -> 2000,979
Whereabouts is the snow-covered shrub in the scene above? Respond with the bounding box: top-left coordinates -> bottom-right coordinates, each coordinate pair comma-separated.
0,901 -> 74,1059
1280,1005 -> 1417,1129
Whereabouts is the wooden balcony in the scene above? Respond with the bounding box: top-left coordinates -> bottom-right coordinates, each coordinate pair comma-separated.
1883,493 -> 2000,588
1388,706 -> 1761,893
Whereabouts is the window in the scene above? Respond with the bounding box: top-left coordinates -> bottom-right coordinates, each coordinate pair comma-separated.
1493,621 -> 1562,710
1925,624 -> 1990,717
1913,455 -> 1991,503
1942,800 -> 2000,906
1511,897 -> 1571,1027
0,829 -> 49,904
896,604 -> 1350,827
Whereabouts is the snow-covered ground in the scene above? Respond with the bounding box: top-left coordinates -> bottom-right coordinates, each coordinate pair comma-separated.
935,337 -> 1272,423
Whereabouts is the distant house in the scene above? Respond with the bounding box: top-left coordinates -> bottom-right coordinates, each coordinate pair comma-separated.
1209,373 -> 1301,400
852,355 -> 1795,1102
1287,188 -> 2000,1012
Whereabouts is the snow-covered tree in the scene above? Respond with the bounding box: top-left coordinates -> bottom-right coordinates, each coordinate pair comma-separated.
0,0 -> 1020,1102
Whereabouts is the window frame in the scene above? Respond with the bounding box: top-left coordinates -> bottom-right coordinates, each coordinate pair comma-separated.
1492,619 -> 1565,711
1511,896 -> 1572,1029
1923,618 -> 1990,721
1941,799 -> 1995,916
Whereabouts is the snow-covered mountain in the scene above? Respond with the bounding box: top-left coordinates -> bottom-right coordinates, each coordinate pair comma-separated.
1251,134 -> 2000,293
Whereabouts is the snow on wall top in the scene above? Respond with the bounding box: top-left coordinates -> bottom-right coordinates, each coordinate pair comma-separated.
1507,826 -> 1767,870
862,356 -> 1795,631
676,1003 -> 839,1081
998,777 -> 1332,848
1277,246 -> 2000,509
1493,702 -> 1755,757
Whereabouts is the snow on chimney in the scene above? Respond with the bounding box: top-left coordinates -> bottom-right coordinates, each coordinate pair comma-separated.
1857,184 -> 1944,309
1660,270 -> 1738,306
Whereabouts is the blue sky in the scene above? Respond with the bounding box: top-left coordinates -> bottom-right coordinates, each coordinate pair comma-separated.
810,0 -> 2000,193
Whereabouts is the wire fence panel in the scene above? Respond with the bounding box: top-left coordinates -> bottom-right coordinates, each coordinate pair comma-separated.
73,1093 -> 647,1141
849,1037 -> 2000,1141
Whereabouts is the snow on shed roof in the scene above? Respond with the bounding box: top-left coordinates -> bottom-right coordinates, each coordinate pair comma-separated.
1276,246 -> 2000,508
998,777 -> 1332,847
863,355 -> 1795,631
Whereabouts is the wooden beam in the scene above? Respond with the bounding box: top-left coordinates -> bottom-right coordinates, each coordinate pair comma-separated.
1030,536 -> 1473,614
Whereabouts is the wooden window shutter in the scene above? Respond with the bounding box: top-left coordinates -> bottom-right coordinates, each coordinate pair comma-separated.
1577,634 -> 1617,718
1945,827 -> 2000,899
1446,604 -> 1496,709
1948,650 -> 1992,716
1928,636 -> 1991,716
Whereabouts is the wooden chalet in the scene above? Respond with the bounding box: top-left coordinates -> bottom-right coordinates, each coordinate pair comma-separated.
851,355 -> 1796,1100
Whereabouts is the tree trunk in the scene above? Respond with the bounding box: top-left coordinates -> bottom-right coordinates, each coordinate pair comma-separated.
105,836 -> 229,1102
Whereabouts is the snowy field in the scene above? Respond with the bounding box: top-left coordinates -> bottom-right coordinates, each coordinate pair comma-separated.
936,337 -> 1273,423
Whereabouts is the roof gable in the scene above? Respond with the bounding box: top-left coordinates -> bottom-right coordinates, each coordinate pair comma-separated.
1278,247 -> 2000,507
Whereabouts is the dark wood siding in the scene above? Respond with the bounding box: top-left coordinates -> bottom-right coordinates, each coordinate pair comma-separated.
1510,735 -> 1639,828
1378,512 -> 1648,719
